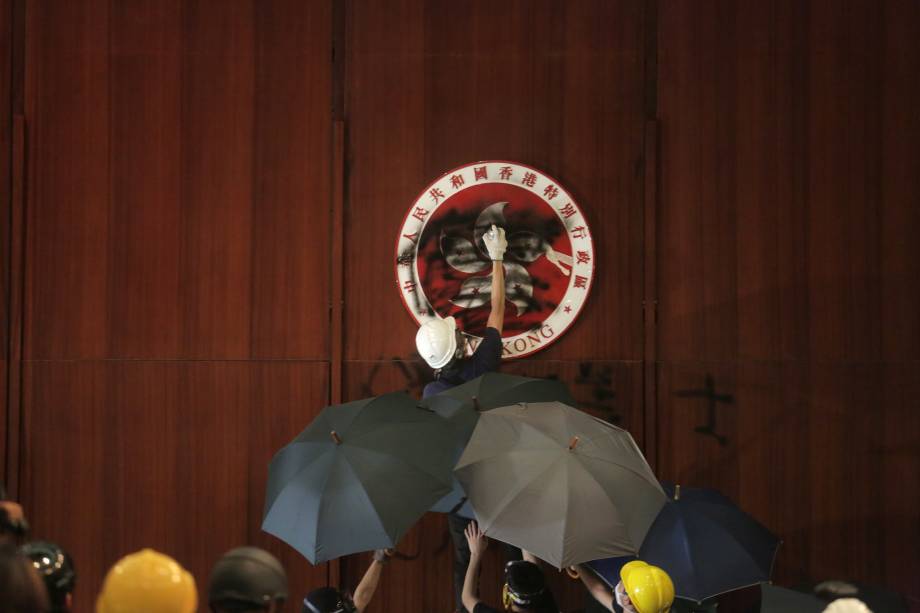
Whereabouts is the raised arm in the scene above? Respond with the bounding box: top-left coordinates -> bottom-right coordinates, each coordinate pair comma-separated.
352,549 -> 392,612
482,225 -> 506,333
462,521 -> 490,612
572,564 -> 615,611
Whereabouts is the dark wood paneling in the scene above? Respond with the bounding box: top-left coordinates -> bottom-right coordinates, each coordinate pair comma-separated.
24,0 -> 331,360
657,362 -> 919,600
658,0 -> 920,364
21,360 -> 329,613
107,0 -> 183,358
344,0 -> 648,362
657,0 -> 920,603
1,0 -> 11,478
25,0 -> 111,359
175,0 -> 256,357
250,0 -> 332,359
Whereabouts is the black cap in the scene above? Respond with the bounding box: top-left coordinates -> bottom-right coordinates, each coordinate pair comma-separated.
505,560 -> 547,606
20,541 -> 76,611
302,587 -> 357,613
208,547 -> 288,609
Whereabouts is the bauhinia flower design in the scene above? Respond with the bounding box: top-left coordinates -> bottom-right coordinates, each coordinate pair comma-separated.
440,202 -> 573,316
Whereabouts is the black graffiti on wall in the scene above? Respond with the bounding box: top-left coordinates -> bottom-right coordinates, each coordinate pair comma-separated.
674,374 -> 733,446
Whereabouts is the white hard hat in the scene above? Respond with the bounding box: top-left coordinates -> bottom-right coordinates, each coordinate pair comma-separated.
822,599 -> 874,613
416,316 -> 459,369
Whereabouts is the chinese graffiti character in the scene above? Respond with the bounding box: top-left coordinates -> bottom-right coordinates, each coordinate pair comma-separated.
474,166 -> 488,181
450,174 -> 465,190
572,226 -> 588,239
499,166 -> 514,180
543,185 -> 560,200
412,207 -> 430,222
573,275 -> 588,289
402,231 -> 419,243
576,250 -> 591,265
521,172 -> 537,187
403,279 -> 417,293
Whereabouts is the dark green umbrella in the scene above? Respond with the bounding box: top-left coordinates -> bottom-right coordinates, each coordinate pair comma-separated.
421,373 -> 576,517
262,392 -> 456,564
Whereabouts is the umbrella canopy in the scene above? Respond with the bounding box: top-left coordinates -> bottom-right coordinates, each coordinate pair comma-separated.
455,401 -> 665,568
639,484 -> 781,603
262,392 -> 456,564
423,373 -> 575,518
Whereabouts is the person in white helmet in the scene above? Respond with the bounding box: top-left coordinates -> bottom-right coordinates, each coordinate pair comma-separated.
417,223 -> 507,396
416,223 -> 507,613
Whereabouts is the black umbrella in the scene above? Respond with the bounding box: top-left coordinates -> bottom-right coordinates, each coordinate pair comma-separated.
262,392 -> 456,564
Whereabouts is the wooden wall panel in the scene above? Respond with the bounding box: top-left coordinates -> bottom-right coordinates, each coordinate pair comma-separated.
24,0 -> 111,359
21,361 -> 330,613
1,0 -> 11,476
250,0 -> 332,359
657,0 -> 920,604
344,0 -> 648,362
24,0 -> 331,361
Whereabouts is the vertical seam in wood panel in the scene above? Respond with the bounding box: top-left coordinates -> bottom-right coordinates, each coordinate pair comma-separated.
329,0 -> 347,590
642,0 -> 660,470
6,114 -> 25,497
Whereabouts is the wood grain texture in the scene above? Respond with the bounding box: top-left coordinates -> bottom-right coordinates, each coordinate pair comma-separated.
657,0 -> 920,603
344,0 -> 648,362
24,0 -> 331,360
0,0 -> 10,479
21,360 -> 330,613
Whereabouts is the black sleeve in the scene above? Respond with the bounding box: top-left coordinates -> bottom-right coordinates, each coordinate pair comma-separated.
473,603 -> 502,613
470,327 -> 502,376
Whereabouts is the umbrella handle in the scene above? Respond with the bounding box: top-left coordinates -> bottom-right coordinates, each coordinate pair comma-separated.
568,436 -> 580,451
565,567 -> 580,580
330,431 -> 342,445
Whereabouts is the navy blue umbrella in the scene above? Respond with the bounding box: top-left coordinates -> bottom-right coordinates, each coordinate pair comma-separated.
638,484 -> 781,603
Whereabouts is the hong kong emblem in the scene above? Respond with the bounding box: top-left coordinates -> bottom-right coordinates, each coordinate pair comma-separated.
396,161 -> 595,359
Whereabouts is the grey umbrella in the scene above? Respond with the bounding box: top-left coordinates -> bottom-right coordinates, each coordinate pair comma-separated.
262,392 -> 456,564
454,401 -> 666,569
422,373 -> 576,517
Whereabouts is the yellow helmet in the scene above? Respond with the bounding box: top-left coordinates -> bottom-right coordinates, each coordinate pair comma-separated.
620,560 -> 675,613
96,548 -> 197,613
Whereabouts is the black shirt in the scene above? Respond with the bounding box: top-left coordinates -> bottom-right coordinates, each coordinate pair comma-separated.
472,604 -> 501,613
422,327 -> 502,398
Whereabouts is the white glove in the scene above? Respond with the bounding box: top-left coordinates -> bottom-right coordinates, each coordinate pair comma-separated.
614,581 -> 638,612
482,224 -> 507,261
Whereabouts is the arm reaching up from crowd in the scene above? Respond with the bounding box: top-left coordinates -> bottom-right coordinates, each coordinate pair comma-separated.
352,549 -> 393,612
462,521 -> 490,612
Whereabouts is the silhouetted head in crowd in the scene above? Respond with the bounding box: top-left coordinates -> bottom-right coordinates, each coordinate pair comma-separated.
0,483 -> 30,547
503,560 -> 558,612
0,543 -> 50,613
20,541 -> 76,612
302,587 -> 357,613
208,547 -> 288,613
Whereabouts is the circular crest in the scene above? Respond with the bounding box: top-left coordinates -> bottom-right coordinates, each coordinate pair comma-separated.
396,161 -> 594,359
